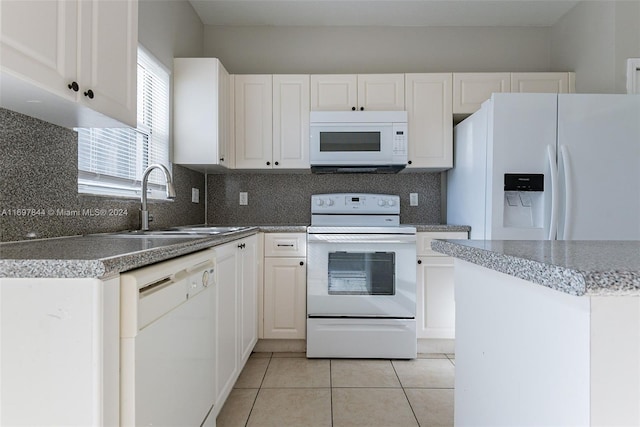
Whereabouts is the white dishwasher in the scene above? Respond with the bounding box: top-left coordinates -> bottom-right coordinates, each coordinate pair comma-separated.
120,248 -> 217,427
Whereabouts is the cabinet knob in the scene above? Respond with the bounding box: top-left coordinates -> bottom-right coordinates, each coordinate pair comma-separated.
274,161 -> 279,166
266,161 -> 271,166
417,259 -> 422,264
351,106 -> 356,111
408,160 -> 413,165
67,82 -> 79,92
238,243 -> 246,249
299,261 -> 304,266
83,89 -> 94,99
360,106 -> 364,111
220,157 -> 224,162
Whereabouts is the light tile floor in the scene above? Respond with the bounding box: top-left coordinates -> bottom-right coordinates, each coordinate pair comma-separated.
216,352 -> 455,427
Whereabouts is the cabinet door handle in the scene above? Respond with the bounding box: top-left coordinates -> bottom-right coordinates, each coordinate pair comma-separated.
408,160 -> 413,165
417,259 -> 422,264
84,89 -> 94,99
238,243 -> 246,249
266,161 -> 271,166
274,161 -> 279,166
68,81 -> 79,92
351,106 -> 356,111
220,157 -> 224,162
299,261 -> 304,266
360,106 -> 364,111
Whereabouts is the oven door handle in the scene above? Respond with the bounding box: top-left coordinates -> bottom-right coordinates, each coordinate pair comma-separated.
307,234 -> 416,244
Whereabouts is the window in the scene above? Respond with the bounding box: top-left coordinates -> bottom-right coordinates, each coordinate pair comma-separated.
77,47 -> 170,199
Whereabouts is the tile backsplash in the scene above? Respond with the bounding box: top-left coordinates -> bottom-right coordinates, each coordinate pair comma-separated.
0,108 -> 205,242
1,107 -> 444,242
207,172 -> 442,225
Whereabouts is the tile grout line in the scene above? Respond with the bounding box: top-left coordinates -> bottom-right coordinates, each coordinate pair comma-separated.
329,359 -> 334,427
242,352 -> 273,427
391,360 -> 421,426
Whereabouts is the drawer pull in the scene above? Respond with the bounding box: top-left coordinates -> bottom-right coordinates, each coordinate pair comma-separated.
277,244 -> 295,247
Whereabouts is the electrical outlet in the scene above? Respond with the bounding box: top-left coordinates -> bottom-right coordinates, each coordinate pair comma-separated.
191,188 -> 199,203
410,193 -> 419,206
239,192 -> 248,206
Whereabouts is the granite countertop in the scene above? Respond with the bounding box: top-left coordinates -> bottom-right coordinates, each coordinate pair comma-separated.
431,239 -> 640,296
0,228 -> 259,279
0,223 -> 470,280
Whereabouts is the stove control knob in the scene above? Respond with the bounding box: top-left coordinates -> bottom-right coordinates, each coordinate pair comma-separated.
378,199 -> 386,207
316,199 -> 324,206
387,199 -> 396,207
326,199 -> 334,206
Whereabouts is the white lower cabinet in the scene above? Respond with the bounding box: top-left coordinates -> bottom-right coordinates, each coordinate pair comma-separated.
416,232 -> 468,339
213,235 -> 258,419
0,277 -> 120,426
262,233 -> 307,339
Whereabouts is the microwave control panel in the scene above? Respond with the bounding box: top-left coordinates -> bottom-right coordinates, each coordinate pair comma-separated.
392,123 -> 408,155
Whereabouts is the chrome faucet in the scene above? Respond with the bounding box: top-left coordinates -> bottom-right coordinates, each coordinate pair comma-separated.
140,164 -> 177,230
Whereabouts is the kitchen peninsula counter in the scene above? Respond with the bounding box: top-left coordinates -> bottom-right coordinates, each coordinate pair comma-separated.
431,239 -> 640,427
431,239 -> 640,296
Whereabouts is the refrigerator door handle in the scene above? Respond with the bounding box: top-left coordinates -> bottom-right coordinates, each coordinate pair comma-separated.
547,144 -> 558,240
559,145 -> 573,240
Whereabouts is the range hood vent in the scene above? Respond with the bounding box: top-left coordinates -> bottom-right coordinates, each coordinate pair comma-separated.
311,165 -> 405,174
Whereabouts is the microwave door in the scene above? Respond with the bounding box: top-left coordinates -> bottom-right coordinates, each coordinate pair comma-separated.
310,124 -> 393,165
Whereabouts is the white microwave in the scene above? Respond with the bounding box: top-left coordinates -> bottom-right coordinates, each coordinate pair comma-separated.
309,111 -> 408,173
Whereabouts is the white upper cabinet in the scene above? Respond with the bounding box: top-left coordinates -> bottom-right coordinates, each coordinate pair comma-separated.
511,72 -> 575,94
453,72 -> 576,114
405,73 -> 453,170
453,73 -> 511,114
235,75 -> 273,169
235,74 -> 310,170
0,0 -> 137,128
272,75 -> 310,169
173,58 -> 232,171
310,74 -> 357,111
357,74 -> 405,111
311,74 -> 404,111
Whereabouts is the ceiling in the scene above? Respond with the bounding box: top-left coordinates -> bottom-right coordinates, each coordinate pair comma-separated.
189,0 -> 581,27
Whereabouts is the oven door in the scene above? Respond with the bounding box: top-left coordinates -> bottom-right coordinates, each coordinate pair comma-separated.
307,232 -> 416,318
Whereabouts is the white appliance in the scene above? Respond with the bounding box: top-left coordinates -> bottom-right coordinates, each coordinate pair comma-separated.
120,249 -> 217,427
448,93 -> 640,240
309,111 -> 408,173
307,193 -> 417,359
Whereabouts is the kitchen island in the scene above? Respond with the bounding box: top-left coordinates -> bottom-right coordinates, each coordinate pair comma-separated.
432,239 -> 640,427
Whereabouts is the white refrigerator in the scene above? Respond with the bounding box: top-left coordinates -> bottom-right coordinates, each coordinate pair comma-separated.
447,93 -> 640,240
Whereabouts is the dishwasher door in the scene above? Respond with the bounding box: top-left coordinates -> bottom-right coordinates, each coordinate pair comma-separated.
120,249 -> 216,427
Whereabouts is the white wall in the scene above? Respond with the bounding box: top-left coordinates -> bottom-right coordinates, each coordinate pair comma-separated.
203,26 -> 551,74
550,1 -> 640,93
138,0 -> 204,70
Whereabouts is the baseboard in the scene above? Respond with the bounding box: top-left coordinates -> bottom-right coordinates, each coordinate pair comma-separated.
254,338 -> 454,355
418,338 -> 455,354
253,339 -> 306,353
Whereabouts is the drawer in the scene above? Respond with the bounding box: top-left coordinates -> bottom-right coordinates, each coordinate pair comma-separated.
417,232 -> 468,256
264,233 -> 307,257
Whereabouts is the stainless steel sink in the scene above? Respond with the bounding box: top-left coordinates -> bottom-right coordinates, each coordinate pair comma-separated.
107,231 -> 209,238
107,226 -> 251,238
171,226 -> 248,234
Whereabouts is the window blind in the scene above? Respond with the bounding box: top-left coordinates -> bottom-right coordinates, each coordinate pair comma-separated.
78,47 -> 170,199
